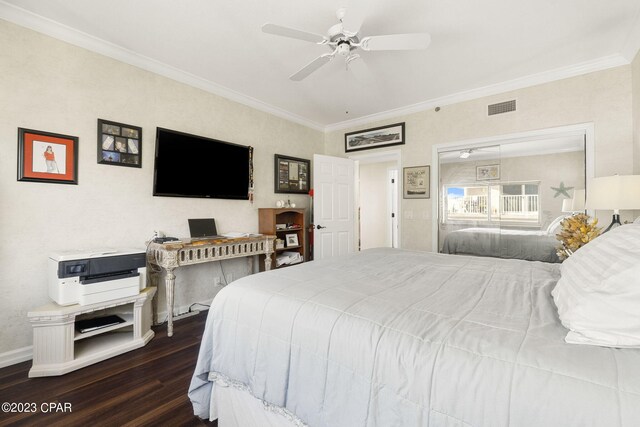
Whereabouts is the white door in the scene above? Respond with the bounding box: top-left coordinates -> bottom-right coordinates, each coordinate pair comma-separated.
313,154 -> 355,260
388,168 -> 399,248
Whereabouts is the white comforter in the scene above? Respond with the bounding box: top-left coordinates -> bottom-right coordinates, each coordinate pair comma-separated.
189,248 -> 640,426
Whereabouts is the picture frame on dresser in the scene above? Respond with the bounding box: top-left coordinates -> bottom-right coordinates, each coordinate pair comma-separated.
97,119 -> 142,168
285,233 -> 299,247
274,154 -> 310,194
17,128 -> 79,185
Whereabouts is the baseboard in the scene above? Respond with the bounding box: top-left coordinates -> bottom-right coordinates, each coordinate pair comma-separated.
155,299 -> 211,325
0,345 -> 33,369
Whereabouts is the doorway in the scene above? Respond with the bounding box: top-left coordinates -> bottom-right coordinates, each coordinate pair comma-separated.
349,150 -> 401,250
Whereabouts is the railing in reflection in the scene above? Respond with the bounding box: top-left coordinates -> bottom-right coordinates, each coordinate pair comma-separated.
447,194 -> 539,221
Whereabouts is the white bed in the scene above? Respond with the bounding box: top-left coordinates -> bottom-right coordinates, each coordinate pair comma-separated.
441,227 -> 560,263
189,247 -> 640,426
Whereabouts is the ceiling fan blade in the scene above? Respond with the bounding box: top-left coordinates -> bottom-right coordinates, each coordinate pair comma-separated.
262,23 -> 326,44
290,53 -> 335,81
340,9 -> 365,36
360,33 -> 431,51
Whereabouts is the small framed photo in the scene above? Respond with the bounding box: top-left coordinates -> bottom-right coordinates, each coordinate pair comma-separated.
275,154 -> 310,194
17,128 -> 78,185
285,233 -> 299,247
345,122 -> 405,152
476,164 -> 500,180
98,119 -> 142,168
403,165 -> 430,199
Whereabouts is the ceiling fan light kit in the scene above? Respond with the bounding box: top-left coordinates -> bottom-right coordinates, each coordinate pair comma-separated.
262,8 -> 431,81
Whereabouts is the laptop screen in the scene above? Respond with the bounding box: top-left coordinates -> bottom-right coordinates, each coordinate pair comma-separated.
188,218 -> 218,238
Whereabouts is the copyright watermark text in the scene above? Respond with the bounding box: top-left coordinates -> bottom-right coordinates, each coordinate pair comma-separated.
2,402 -> 72,413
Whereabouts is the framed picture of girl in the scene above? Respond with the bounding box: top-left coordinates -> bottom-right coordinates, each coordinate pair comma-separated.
17,128 -> 78,185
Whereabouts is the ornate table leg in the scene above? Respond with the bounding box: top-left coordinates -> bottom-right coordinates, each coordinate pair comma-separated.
264,239 -> 273,271
247,256 -> 254,274
165,268 -> 176,337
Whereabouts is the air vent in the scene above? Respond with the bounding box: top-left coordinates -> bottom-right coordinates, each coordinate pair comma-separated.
488,100 -> 516,116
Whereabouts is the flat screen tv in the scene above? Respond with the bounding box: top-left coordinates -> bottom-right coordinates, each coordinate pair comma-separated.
153,128 -> 250,199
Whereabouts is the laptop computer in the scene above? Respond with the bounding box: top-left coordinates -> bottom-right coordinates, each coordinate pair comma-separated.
188,218 -> 223,239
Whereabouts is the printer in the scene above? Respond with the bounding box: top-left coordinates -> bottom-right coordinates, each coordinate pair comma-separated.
49,248 -> 147,306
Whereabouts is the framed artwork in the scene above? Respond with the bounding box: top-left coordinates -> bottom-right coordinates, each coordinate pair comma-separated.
275,154 -> 310,194
285,233 -> 299,247
345,122 -> 405,152
403,165 -> 430,199
17,128 -> 78,185
98,119 -> 142,168
476,164 -> 500,180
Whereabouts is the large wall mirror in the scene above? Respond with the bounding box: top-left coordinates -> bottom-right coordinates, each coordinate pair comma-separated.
433,126 -> 591,263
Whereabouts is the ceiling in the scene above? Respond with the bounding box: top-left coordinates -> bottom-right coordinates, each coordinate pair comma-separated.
2,0 -> 640,130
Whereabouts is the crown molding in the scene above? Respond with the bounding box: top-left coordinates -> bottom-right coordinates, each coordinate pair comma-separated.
323,54 -> 629,133
0,1 -> 325,132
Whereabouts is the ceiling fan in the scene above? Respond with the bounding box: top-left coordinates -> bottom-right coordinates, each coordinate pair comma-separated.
262,8 -> 431,81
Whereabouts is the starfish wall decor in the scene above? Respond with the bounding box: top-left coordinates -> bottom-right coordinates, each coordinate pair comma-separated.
551,181 -> 573,198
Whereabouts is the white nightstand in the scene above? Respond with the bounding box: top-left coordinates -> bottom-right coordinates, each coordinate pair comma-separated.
28,287 -> 156,377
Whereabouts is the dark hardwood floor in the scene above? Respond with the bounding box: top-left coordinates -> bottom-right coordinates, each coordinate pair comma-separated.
0,311 -> 217,427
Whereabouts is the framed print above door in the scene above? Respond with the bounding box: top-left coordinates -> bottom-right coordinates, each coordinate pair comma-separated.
17,128 -> 78,185
345,122 -> 405,152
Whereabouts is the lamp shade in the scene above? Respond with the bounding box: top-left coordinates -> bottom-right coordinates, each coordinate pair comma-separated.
571,189 -> 586,211
586,175 -> 640,210
562,189 -> 586,212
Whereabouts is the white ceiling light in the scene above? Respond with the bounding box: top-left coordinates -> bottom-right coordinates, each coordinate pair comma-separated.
459,149 -> 472,159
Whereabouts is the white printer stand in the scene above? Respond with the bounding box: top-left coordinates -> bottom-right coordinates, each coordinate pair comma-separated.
28,287 -> 156,377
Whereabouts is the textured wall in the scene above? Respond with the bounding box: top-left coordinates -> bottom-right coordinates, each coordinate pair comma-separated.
0,20 -> 323,356
325,66 -> 634,251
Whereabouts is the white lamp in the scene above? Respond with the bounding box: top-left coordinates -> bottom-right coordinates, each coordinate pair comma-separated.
562,189 -> 586,213
571,189 -> 586,212
586,175 -> 640,232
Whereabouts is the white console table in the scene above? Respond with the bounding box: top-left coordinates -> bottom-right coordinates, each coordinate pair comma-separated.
28,287 -> 156,377
146,234 -> 275,337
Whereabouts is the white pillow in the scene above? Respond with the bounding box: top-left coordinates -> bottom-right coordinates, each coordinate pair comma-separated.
546,215 -> 567,235
551,224 -> 640,347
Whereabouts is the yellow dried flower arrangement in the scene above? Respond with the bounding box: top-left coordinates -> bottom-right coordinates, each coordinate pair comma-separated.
555,213 -> 602,260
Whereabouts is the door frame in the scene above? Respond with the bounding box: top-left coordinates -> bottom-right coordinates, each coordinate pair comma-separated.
349,149 -> 402,250
431,123 -> 595,251
387,167 -> 399,248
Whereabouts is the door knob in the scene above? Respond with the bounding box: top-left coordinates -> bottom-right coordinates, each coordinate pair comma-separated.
316,225 -> 326,229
